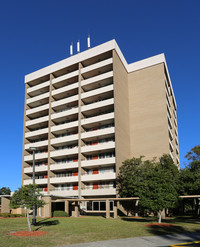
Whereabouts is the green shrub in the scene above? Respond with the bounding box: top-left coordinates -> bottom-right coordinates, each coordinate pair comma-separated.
53,211 -> 69,217
0,213 -> 11,218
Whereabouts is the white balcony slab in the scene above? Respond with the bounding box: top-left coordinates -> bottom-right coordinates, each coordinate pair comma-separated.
25,128 -> 48,138
81,85 -> 113,100
169,139 -> 174,151
24,153 -> 48,162
50,190 -> 78,197
81,71 -> 113,87
51,121 -> 78,133
51,108 -> 78,120
27,92 -> 49,104
52,70 -> 79,85
50,162 -> 78,171
26,116 -> 49,127
81,112 -> 114,126
81,98 -> 114,113
81,172 -> 116,182
51,134 -> 78,145
81,188 -> 116,196
81,58 -> 113,74
52,82 -> 78,96
51,95 -> 78,108
81,127 -> 115,139
50,147 -> 79,158
81,157 -> 116,168
24,165 -> 48,174
23,178 -> 48,185
26,104 -> 49,116
27,81 -> 50,94
25,140 -> 48,150
50,176 -> 78,184
81,142 -> 115,153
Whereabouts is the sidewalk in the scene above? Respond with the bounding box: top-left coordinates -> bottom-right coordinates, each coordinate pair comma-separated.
60,233 -> 200,247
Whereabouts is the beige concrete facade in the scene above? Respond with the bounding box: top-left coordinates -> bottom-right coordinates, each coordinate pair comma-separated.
21,39 -> 180,215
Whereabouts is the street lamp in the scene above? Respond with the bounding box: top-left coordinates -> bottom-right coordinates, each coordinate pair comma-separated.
29,147 -> 37,225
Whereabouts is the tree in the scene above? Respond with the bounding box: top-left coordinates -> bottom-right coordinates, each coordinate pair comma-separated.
179,145 -> 200,215
117,154 -> 179,223
0,187 -> 11,204
139,155 -> 179,223
10,184 -> 46,231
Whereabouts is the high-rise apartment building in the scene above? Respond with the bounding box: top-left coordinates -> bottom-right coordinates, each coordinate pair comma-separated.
22,39 -> 179,201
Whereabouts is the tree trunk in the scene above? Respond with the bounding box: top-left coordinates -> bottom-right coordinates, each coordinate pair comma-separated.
27,209 -> 32,232
158,211 -> 162,224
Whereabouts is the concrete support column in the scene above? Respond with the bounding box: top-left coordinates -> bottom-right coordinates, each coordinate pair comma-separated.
74,202 -> 80,217
106,200 -> 110,218
1,197 -> 10,213
114,201 -> 118,219
65,200 -> 69,215
43,196 -> 52,217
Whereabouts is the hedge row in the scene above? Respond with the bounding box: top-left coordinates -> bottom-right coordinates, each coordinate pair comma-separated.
52,211 -> 69,217
0,213 -> 25,218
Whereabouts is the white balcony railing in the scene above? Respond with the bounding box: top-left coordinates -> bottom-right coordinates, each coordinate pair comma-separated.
81,157 -> 115,168
81,188 -> 116,196
27,92 -> 49,105
81,84 -> 114,100
25,128 -> 48,138
81,112 -> 114,126
24,152 -> 48,162
51,95 -> 78,108
51,108 -> 78,120
52,71 -> 79,85
81,127 -> 115,140
24,165 -> 48,174
81,58 -> 113,74
51,134 -> 78,145
25,140 -> 48,150
81,71 -> 113,87
50,161 -> 78,171
23,178 -> 48,185
26,104 -> 49,116
50,147 -> 79,158
27,81 -> 50,94
81,142 -> 115,153
26,116 -> 49,127
81,172 -> 116,182
81,98 -> 114,113
50,176 -> 78,184
51,120 -> 79,133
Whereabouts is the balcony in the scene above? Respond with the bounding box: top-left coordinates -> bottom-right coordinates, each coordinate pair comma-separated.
27,92 -> 49,106
24,152 -> 48,162
51,107 -> 78,121
51,134 -> 78,146
26,104 -> 49,117
81,157 -> 115,168
169,139 -> 174,152
25,128 -> 48,138
50,190 -> 78,197
81,71 -> 113,91
52,71 -> 79,86
81,141 -> 115,154
81,172 -> 116,182
81,188 -> 116,196
24,165 -> 48,174
26,115 -> 49,127
81,98 -> 114,113
81,58 -> 113,74
52,82 -> 78,98
50,176 -> 78,184
81,127 -> 115,140
51,121 -> 78,134
25,140 -> 48,150
23,178 -> 48,185
81,112 -> 114,127
168,126 -> 173,141
50,147 -> 79,158
81,85 -> 114,103
50,161 -> 78,171
51,95 -> 78,109
27,81 -> 50,96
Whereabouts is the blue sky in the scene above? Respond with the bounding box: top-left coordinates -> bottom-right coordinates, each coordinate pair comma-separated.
0,0 -> 199,191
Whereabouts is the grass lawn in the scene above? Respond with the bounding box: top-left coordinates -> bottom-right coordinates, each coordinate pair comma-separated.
0,216 -> 200,247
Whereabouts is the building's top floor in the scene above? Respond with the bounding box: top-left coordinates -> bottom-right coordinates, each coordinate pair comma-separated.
24,39 -> 177,108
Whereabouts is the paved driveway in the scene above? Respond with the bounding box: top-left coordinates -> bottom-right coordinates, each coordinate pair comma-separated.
60,233 -> 200,247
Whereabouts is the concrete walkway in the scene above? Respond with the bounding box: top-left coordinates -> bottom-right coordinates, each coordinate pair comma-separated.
60,233 -> 200,247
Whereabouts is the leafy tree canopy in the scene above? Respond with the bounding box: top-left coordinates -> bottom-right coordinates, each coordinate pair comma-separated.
117,154 -> 179,223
